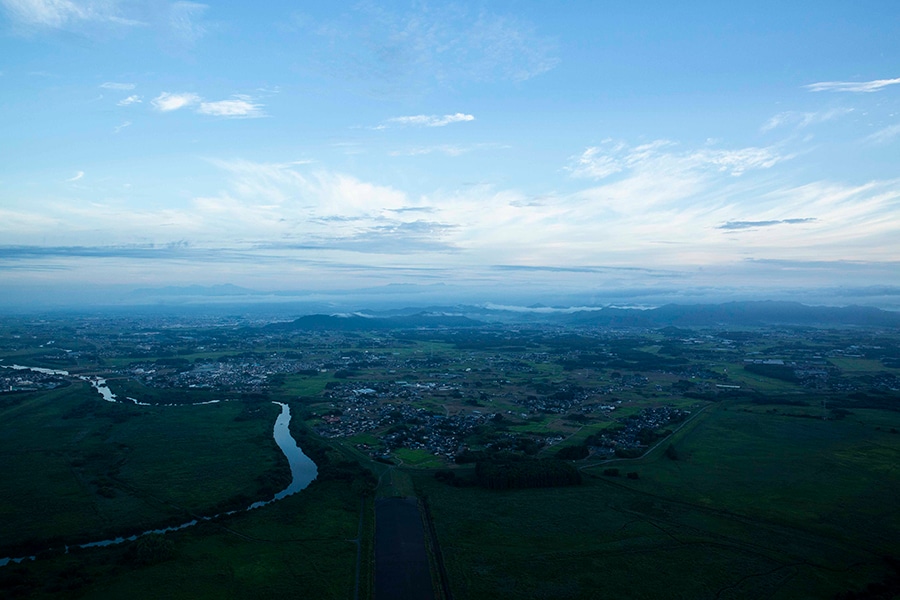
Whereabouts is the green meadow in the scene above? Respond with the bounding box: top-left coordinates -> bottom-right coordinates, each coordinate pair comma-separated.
415,399 -> 900,599
0,382 -> 287,557
3,480 -> 366,600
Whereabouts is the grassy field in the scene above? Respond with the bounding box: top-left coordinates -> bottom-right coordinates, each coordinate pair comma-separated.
2,479 -> 366,599
277,373 -> 332,397
392,448 -> 445,468
415,400 -> 900,599
0,382 -> 287,556
629,404 -> 900,545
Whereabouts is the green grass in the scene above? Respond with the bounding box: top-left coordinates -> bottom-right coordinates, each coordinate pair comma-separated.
720,362 -> 802,392
828,357 -> 898,374
415,402 -> 900,599
0,383 -> 287,555
632,404 -> 900,541
393,448 -> 445,468
4,480 -> 365,600
345,432 -> 381,446
377,468 -> 416,498
277,373 -> 330,398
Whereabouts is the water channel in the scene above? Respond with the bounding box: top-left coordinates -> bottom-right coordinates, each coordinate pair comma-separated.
0,365 -> 318,567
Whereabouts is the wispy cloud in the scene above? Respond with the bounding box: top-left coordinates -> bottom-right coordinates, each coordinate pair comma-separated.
762,108 -> 853,132
390,145 -> 467,157
568,142 -> 629,179
117,94 -> 141,106
113,121 -> 131,133
386,113 -> 475,127
388,142 -> 507,157
805,77 -> 900,93
717,218 -> 817,231
168,1 -> 208,45
65,170 -> 84,182
2,148 -> 896,288
866,123 -> 900,145
100,81 -> 135,91
1,0 -> 141,29
568,140 -> 786,181
302,5 -> 557,97
198,96 -> 263,118
151,92 -> 200,112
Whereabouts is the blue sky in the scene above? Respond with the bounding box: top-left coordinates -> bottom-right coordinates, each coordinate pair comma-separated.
1,1 -> 899,308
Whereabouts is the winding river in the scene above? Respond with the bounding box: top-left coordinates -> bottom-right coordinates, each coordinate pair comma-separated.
0,365 -> 318,567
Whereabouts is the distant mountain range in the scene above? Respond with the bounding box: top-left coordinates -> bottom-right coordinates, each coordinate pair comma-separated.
266,301 -> 900,330
265,313 -> 484,331
557,301 -> 900,328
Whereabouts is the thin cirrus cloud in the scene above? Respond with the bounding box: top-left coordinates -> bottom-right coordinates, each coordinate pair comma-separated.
303,5 -> 557,97
805,77 -> 900,93
151,92 -> 263,117
385,113 -> 475,127
168,1 -> 208,45
388,142 -> 509,157
866,123 -> 900,145
568,140 -> 786,181
761,108 -> 853,132
0,0 -> 142,28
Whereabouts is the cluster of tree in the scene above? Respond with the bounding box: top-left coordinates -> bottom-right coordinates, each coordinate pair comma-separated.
153,357 -> 191,368
333,369 -> 360,379
254,460 -> 292,499
750,395 -> 808,406
289,416 -> 376,496
598,467 -> 640,479
614,447 -> 644,458
433,469 -> 473,487
744,363 -> 800,383
454,449 -> 487,464
123,533 -> 175,566
841,391 -> 900,412
835,555 -> 900,600
475,455 -> 582,490
556,444 -> 589,460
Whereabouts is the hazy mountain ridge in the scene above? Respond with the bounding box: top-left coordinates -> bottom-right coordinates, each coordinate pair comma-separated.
266,313 -> 484,331
269,301 -> 900,330
560,301 -> 900,328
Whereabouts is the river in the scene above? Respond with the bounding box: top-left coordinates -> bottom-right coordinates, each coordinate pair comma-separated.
0,365 -> 318,567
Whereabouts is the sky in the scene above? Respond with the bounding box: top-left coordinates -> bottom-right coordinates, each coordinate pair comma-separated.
1,1 -> 899,309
